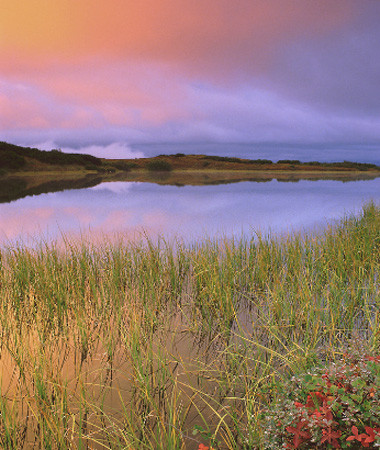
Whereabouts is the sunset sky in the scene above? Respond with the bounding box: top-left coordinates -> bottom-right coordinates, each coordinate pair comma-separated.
1,0 -> 380,159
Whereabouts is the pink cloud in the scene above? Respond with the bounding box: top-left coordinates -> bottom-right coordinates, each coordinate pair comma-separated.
0,61 -> 191,131
0,1 -> 356,78
1,1 -> 378,145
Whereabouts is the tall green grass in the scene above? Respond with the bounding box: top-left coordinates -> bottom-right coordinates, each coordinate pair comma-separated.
0,203 -> 378,448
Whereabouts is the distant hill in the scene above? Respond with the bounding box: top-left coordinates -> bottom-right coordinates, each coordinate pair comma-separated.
1,141 -> 379,175
118,154 -> 380,172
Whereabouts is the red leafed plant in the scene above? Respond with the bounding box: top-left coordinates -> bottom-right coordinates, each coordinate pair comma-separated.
197,445 -> 214,450
347,426 -> 380,447
260,354 -> 380,449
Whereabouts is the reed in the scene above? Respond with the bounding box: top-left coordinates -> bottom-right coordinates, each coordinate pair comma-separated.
0,203 -> 378,448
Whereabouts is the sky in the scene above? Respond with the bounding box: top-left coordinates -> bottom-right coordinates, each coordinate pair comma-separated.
1,0 -> 380,159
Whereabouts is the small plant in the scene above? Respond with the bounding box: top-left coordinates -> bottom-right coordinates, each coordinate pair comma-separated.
193,425 -> 219,449
260,354 -> 380,448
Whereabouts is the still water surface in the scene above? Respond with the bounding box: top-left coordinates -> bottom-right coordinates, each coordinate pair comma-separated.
1,177 -> 380,245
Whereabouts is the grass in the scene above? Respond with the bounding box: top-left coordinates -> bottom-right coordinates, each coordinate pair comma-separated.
0,203 -> 379,448
147,160 -> 173,171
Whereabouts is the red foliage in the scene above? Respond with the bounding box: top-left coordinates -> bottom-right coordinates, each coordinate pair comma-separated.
286,420 -> 311,448
197,444 -> 215,450
320,427 -> 341,448
347,425 -> 380,447
305,391 -> 326,409
285,399 -> 342,448
264,354 -> 380,449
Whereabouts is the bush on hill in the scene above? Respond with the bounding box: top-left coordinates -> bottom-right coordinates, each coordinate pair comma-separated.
147,160 -> 173,171
203,156 -> 273,164
203,155 -> 242,163
307,160 -> 378,171
277,159 -> 301,164
331,161 -> 378,171
249,159 -> 273,164
112,161 -> 138,171
0,149 -> 26,170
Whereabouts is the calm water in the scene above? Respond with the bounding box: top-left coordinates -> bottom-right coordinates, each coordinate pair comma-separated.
1,176 -> 380,246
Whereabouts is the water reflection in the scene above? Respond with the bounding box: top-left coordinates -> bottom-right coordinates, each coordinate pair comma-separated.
1,176 -> 380,245
0,174 -> 102,204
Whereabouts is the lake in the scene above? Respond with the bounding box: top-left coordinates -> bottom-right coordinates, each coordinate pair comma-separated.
1,173 -> 380,246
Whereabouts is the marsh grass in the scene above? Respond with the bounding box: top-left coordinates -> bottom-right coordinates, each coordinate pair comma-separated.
0,203 -> 379,448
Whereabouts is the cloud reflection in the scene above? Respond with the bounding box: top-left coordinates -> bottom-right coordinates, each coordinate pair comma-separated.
0,179 -> 379,246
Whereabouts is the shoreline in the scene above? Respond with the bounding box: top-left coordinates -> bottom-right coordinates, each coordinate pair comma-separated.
2,168 -> 379,204
5,167 -> 380,178
2,142 -> 380,178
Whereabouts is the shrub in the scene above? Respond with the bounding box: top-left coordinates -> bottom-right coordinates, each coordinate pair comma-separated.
202,155 -> 245,163
84,164 -> 99,171
0,151 -> 26,170
330,161 -> 378,171
112,161 -> 137,171
260,354 -> 380,449
203,155 -> 274,164
146,160 -> 173,171
277,159 -> 301,165
249,159 -> 273,164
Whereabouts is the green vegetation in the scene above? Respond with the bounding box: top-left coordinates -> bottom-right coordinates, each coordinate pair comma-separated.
0,203 -> 378,448
146,159 -> 173,171
262,354 -> 380,448
0,141 -> 103,171
112,160 -> 138,171
203,155 -> 244,163
249,159 -> 273,164
329,161 -> 379,171
0,146 -> 26,170
307,160 -> 379,171
1,142 -> 380,177
202,156 -> 273,165
277,159 -> 301,165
